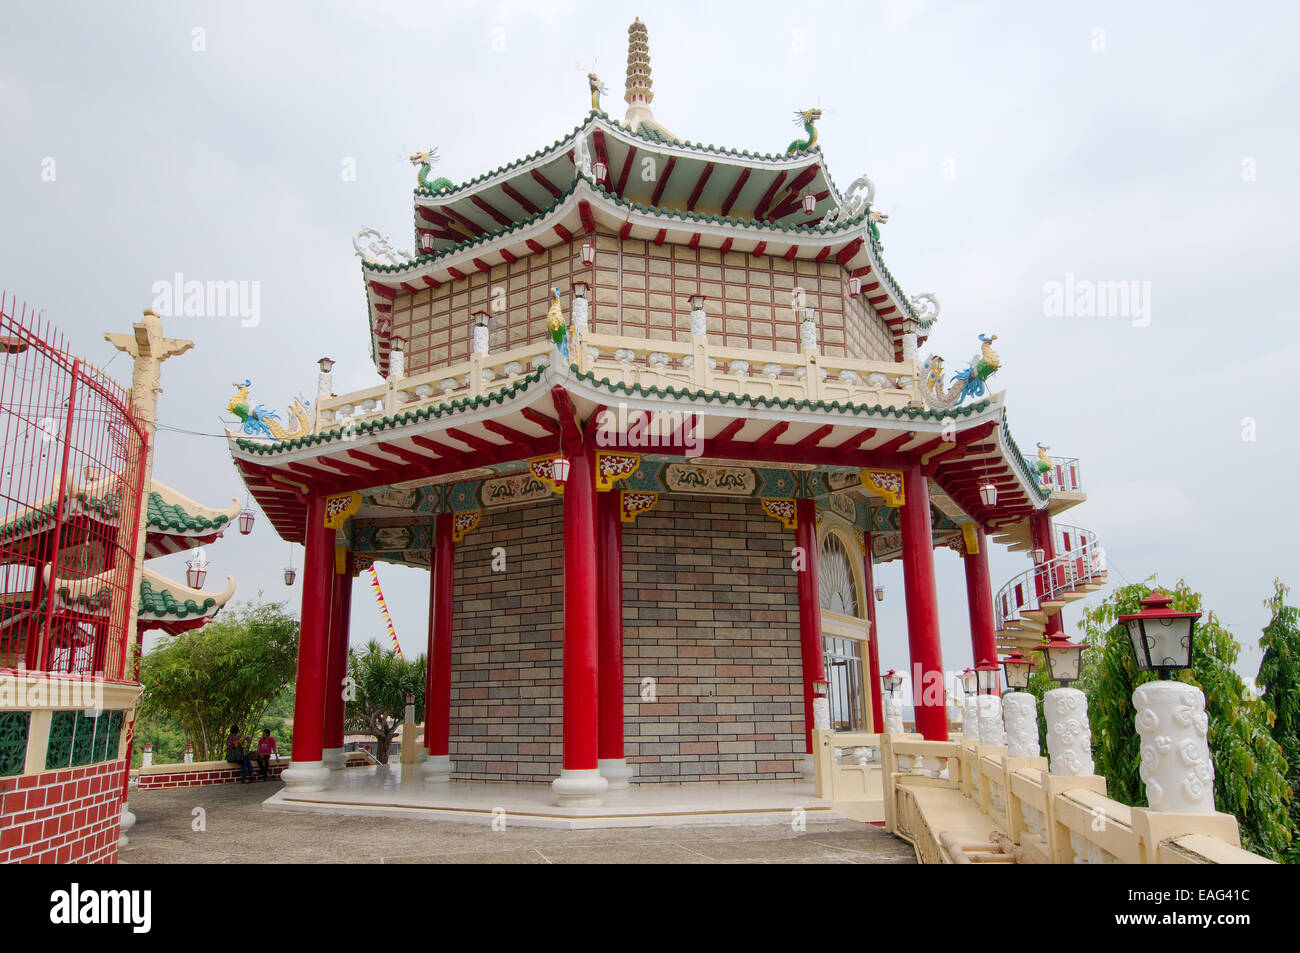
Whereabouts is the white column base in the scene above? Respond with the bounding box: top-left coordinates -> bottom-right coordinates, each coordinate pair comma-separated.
280,760 -> 330,793
798,753 -> 815,782
117,802 -> 136,849
322,747 -> 347,770
552,768 -> 608,806
421,754 -> 453,783
598,758 -> 634,790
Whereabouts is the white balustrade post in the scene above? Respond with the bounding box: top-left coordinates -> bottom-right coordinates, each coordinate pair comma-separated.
1002,692 -> 1040,758
183,743 -> 194,764
884,692 -> 904,735
572,287 -> 590,336
471,322 -> 489,356
1133,680 -> 1215,814
141,742 -> 153,768
1044,687 -> 1095,776
963,694 -> 980,743
977,695 -> 1005,747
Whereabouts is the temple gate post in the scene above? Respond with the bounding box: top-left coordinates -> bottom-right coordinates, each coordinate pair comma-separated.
552,439 -> 608,805
862,533 -> 884,733
795,498 -> 826,779
322,550 -> 353,773
899,464 -> 948,740
962,527 -> 999,673
423,512 -> 455,782
596,488 -> 632,789
282,493 -> 333,792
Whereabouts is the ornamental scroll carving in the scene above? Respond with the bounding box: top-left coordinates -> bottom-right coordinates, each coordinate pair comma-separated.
1044,687 -> 1095,777
1133,680 -> 1215,814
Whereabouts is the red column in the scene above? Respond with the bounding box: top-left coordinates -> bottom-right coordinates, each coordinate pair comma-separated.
795,498 -> 826,758
596,489 -> 631,787
323,551 -> 353,759
424,512 -> 455,780
862,534 -> 884,733
962,528 -> 999,674
552,440 -> 606,803
899,465 -> 947,740
284,493 -> 332,789
1031,509 -> 1064,639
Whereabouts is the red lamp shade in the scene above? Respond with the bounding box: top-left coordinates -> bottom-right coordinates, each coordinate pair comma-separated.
581,242 -> 596,266
979,482 -> 998,507
959,667 -> 977,695
1001,650 -> 1036,691
849,276 -> 862,296
802,192 -> 817,214
186,560 -> 208,590
593,160 -> 608,182
881,669 -> 903,694
1041,634 -> 1085,686
1031,547 -> 1046,564
420,232 -> 434,251
1118,591 -> 1202,678
238,508 -> 255,535
551,453 -> 571,486
975,658 -> 1000,695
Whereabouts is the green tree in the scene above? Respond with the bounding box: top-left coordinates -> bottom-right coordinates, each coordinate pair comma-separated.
138,600 -> 299,761
345,640 -> 425,764
1078,578 -> 1292,861
1257,579 -> 1300,862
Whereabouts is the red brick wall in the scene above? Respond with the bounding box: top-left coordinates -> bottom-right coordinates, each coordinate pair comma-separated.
134,762 -> 286,789
0,760 -> 125,864
448,494 -> 804,783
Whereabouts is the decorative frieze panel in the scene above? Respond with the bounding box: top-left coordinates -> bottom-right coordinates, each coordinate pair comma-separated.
44,710 -> 123,770
620,491 -> 659,523
0,711 -> 30,776
596,451 -> 641,491
860,468 -> 905,508
481,472 -> 552,507
663,463 -> 756,495
352,520 -> 433,554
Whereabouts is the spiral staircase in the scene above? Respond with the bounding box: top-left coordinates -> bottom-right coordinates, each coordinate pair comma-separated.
988,457 -> 1106,654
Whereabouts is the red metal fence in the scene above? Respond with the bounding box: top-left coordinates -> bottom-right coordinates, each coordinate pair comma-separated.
0,293 -> 147,682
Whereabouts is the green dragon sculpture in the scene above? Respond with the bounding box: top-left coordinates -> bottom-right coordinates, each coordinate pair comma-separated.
409,147 -> 454,193
786,108 -> 822,155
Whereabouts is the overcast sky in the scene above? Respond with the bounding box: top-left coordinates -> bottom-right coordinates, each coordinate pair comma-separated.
2,1 -> 1297,687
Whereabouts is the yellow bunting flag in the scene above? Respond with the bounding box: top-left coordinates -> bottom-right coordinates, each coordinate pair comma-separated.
367,566 -> 403,657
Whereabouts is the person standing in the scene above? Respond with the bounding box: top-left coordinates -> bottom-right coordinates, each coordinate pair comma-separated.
256,729 -> 279,781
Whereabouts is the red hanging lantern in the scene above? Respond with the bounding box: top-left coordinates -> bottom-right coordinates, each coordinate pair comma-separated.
979,482 -> 998,507
848,276 -> 862,296
186,550 -> 209,589
593,160 -> 608,183
551,452 -> 571,487
238,507 -> 255,535
581,241 -> 596,265
801,192 -> 817,214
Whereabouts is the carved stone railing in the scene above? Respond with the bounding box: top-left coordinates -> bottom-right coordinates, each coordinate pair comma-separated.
314,328 -> 927,435
823,731 -> 1273,864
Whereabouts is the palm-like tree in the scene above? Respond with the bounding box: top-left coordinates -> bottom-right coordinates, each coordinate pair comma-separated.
344,640 -> 426,764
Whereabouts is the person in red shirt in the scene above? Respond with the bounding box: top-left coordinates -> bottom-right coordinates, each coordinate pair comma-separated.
255,729 -> 279,781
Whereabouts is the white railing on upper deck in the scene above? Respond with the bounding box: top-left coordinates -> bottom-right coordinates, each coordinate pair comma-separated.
1024,454 -> 1082,493
994,524 -> 1106,631
313,328 -> 927,434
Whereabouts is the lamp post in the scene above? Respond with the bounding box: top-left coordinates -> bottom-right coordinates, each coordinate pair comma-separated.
688,293 -> 707,338
812,678 -> 831,731
960,668 -> 979,743
799,307 -> 818,352
881,670 -> 904,734
1000,651 -> 1039,758
1040,635 -> 1094,776
1120,592 -> 1213,812
974,657 -> 1000,696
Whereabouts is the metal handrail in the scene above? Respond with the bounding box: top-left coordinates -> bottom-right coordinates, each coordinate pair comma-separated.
1022,454 -> 1083,493
994,528 -> 1106,631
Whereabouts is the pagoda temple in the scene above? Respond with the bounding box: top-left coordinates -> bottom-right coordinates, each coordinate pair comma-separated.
229,18 -> 1105,809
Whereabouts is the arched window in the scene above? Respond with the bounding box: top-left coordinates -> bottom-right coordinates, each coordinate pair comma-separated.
818,532 -> 861,618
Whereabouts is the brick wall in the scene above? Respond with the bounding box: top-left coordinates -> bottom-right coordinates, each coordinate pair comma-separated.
133,761 -> 287,789
0,760 -> 124,864
448,494 -> 805,783
390,229 -> 896,375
